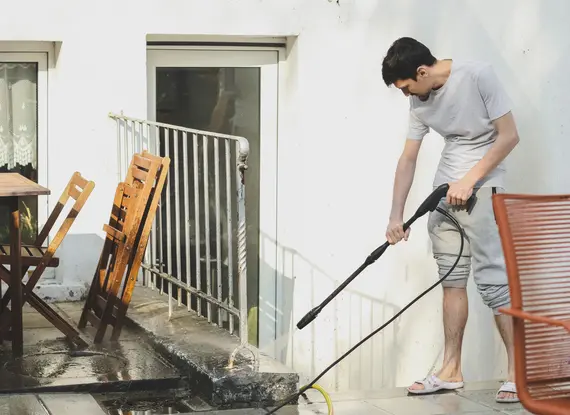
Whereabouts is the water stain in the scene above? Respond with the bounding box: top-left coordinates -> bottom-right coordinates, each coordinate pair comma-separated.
4,351 -> 127,380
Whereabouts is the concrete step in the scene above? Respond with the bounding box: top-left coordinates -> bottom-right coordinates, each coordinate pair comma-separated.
124,287 -> 299,409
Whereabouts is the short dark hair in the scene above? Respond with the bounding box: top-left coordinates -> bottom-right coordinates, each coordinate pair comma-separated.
382,37 -> 437,86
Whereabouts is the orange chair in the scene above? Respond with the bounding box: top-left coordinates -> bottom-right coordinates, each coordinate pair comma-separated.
493,193 -> 570,415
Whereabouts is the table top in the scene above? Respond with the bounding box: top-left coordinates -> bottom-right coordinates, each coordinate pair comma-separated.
0,173 -> 50,197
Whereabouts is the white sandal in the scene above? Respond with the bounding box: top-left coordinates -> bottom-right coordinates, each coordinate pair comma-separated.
407,374 -> 464,395
496,381 -> 519,403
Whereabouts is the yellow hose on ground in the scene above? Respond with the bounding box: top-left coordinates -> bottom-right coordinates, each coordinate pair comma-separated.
301,384 -> 334,415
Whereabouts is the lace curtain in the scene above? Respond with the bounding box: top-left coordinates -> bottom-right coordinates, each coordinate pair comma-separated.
0,63 -> 38,170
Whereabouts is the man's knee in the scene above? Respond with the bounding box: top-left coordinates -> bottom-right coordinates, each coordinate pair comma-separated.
477,283 -> 511,315
435,253 -> 470,288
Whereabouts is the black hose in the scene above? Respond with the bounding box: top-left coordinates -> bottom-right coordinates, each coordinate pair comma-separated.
264,207 -> 465,414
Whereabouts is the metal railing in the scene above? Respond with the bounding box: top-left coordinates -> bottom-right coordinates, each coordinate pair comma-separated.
110,112 -> 256,368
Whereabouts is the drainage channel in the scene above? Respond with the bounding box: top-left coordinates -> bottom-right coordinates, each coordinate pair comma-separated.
93,389 -> 211,414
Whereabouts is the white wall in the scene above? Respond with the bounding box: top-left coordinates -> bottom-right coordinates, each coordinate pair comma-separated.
272,0 -> 570,392
2,0 -> 568,392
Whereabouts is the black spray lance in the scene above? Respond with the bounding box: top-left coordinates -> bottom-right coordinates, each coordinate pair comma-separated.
266,183 -> 472,413
296,183 -> 453,330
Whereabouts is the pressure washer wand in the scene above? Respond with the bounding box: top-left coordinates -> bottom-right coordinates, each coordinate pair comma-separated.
296,183 -> 450,330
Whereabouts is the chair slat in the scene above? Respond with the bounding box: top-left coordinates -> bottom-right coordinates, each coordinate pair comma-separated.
71,172 -> 89,189
103,224 -> 126,243
130,167 -> 148,183
68,185 -> 82,200
133,154 -> 152,170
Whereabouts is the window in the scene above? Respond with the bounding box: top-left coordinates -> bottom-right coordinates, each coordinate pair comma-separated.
0,53 -> 48,246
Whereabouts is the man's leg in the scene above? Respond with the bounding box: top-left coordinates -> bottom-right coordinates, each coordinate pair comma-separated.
495,313 -> 516,400
439,287 -> 468,381
408,205 -> 471,393
468,187 -> 518,402
408,286 -> 468,392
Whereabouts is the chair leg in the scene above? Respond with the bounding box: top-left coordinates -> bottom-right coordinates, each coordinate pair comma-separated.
79,276 -> 101,329
0,266 -> 87,348
110,303 -> 128,341
28,293 -> 88,348
79,242 -> 115,330
93,295 -> 120,343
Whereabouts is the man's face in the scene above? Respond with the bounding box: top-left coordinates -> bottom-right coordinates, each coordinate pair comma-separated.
393,68 -> 432,101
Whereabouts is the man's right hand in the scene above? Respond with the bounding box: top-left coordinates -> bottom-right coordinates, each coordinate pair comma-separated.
386,219 -> 411,245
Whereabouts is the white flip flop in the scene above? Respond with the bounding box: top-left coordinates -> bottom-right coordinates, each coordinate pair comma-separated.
496,381 -> 519,403
407,374 -> 464,395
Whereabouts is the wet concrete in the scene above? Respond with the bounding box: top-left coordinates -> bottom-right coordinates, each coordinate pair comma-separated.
125,287 -> 299,409
0,382 -> 531,414
0,302 -> 185,394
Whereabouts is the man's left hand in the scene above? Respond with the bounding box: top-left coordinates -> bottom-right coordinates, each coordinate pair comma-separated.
447,179 -> 475,206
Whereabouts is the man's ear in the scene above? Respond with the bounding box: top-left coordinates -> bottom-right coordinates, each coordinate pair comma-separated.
417,66 -> 428,78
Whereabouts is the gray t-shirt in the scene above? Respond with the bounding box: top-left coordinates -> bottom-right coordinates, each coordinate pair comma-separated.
407,60 -> 512,188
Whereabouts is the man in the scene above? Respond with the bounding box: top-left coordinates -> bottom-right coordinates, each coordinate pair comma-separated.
381,37 -> 520,403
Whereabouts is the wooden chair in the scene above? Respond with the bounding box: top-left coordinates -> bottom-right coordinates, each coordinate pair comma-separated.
0,172 -> 94,347
79,151 -> 169,342
493,192 -> 570,415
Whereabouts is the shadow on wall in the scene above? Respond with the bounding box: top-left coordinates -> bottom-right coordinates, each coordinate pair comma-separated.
258,232 -> 404,391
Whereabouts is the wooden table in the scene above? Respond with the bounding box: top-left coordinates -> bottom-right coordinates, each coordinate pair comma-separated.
0,173 -> 50,356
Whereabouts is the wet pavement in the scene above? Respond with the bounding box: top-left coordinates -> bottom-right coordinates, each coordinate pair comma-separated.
0,302 -> 184,393
125,288 -> 298,407
0,301 -> 534,414
0,382 -> 533,414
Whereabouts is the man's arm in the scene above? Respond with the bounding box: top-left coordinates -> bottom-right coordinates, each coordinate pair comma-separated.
389,139 -> 422,221
386,138 -> 422,244
462,112 -> 519,186
386,108 -> 428,244
448,64 -> 519,205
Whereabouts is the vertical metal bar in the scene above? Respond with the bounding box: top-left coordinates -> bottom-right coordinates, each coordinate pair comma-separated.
193,134 -> 202,315
214,138 -> 222,326
174,130 -> 182,306
133,121 -> 139,154
165,128 -> 173,318
137,121 -> 148,287
116,118 -> 122,182
123,120 -> 129,179
225,140 -> 234,334
137,121 -> 143,153
158,126 -> 164,295
148,122 -> 156,289
183,132 -> 191,310
150,123 -> 158,289
203,135 -> 212,322
131,120 -> 136,156
236,141 -> 248,345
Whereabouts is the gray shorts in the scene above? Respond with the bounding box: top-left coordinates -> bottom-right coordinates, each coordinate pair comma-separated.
427,186 -> 511,315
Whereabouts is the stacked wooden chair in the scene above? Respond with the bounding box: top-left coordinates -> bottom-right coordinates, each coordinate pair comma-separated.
79,150 -> 169,343
0,172 -> 95,347
493,192 -> 570,415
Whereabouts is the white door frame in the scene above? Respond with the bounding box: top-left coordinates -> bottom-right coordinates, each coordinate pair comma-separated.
146,46 -> 281,351
0,52 -> 49,240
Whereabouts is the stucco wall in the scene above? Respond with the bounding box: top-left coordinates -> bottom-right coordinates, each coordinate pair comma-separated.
2,0 -> 567,391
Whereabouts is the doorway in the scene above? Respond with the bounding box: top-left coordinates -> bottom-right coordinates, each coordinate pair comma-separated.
147,47 -> 279,348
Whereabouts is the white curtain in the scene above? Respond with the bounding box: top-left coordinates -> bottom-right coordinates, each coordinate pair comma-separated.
0,63 -> 38,170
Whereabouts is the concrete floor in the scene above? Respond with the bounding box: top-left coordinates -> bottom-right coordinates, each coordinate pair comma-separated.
0,302 -> 534,414
212,381 -> 533,414
0,302 -> 183,393
0,384 -> 533,414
